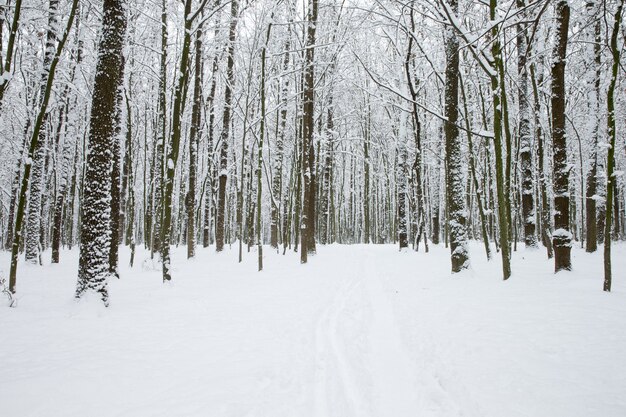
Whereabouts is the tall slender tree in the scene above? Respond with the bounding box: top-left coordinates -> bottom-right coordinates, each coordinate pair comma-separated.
603,0 -> 623,292
271,31 -> 291,249
585,1 -> 601,253
216,0 -> 238,252
25,0 -> 59,264
443,0 -> 469,272
551,0 -> 572,272
203,0 -> 221,248
151,0 -> 168,256
300,0 -> 319,263
517,0 -> 536,248
257,16 -> 273,271
161,0 -> 208,281
187,17 -> 204,259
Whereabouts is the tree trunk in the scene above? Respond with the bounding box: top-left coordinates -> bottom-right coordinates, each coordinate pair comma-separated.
187,19 -> 203,259
151,0 -> 168,257
76,0 -> 126,304
162,0 -> 195,281
397,111 -> 409,250
271,34 -> 291,249
216,0 -> 238,252
320,88 -> 334,245
363,97 -> 371,244
109,85 -> 123,278
517,0 -> 536,248
444,0 -> 469,272
489,0 -> 511,279
460,74 -> 491,260
25,0 -> 59,264
203,23 -> 220,248
257,19 -> 273,270
300,0 -> 319,262
585,1 -> 601,252
551,0 -> 572,272
603,0 -> 623,292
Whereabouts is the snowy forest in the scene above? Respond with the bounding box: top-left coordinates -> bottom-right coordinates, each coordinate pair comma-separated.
0,0 -> 625,416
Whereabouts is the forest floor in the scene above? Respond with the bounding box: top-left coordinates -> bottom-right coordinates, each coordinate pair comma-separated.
1,242 -> 625,417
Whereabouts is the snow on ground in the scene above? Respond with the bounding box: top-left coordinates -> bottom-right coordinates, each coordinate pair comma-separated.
0,242 -> 625,417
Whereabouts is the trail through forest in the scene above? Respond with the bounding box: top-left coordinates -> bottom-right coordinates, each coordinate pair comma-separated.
1,244 -> 625,417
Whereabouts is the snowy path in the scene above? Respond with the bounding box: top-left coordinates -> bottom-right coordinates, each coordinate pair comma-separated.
361,255 -> 421,416
312,251 -> 462,417
313,252 -> 424,417
1,243 -> 626,417
313,269 -> 363,417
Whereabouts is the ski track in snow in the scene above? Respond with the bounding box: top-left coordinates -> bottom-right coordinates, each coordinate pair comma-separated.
314,272 -> 363,417
313,250 -> 470,417
1,243 -> 626,417
362,254 -> 421,417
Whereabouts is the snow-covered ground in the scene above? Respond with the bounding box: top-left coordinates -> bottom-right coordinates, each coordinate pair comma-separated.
1,242 -> 625,417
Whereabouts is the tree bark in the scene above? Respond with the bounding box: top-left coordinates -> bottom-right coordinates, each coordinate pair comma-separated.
517,0 -> 536,248
76,0 -> 126,304
300,0 -> 319,263
109,84 -> 123,278
444,0 -> 469,272
603,0 -> 623,291
551,0 -> 572,272
489,0 -> 511,279
187,19 -> 203,259
216,0 -> 238,252
162,0 -> 195,281
585,1 -> 601,252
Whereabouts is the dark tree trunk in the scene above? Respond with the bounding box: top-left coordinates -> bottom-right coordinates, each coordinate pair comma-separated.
551,0 -> 572,272
76,0 -> 126,304
363,98 -> 371,244
517,0 -> 536,248
187,19 -> 203,259
162,0 -> 195,281
320,96 -> 334,245
151,0 -> 168,256
216,0 -> 238,252
257,20 -> 273,270
405,11 -> 427,252
487,0 -> 512,279
603,0 -> 623,292
585,1 -> 601,252
398,134 -> 408,250
203,32 -> 220,248
444,0 -> 469,272
300,0 -> 319,263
